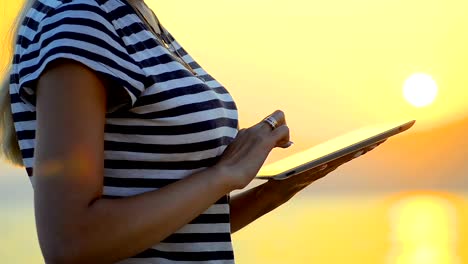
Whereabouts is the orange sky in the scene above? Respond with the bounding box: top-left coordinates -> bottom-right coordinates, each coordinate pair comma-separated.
1,0 -> 467,189
1,4 -> 466,264
145,0 -> 468,132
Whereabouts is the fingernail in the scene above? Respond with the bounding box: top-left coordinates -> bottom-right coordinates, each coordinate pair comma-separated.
284,141 -> 294,148
353,150 -> 364,158
319,164 -> 328,171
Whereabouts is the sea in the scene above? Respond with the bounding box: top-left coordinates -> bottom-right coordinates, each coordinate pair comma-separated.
1,185 -> 467,263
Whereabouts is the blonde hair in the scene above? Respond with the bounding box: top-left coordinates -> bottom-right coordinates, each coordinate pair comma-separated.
0,0 -> 37,166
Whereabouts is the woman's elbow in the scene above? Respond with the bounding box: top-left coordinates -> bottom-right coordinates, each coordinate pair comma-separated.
43,253 -> 75,264
40,238 -> 87,264
38,226 -> 94,264
39,229 -> 113,264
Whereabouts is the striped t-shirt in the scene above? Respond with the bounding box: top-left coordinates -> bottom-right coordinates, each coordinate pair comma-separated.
9,0 -> 239,263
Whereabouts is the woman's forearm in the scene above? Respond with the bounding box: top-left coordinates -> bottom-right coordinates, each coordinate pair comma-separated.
230,164 -> 347,233
230,180 -> 295,233
40,166 -> 231,264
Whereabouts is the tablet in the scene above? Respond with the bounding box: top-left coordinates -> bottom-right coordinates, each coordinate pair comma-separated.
256,119 -> 416,180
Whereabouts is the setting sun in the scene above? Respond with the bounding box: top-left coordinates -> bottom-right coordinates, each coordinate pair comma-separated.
403,73 -> 438,108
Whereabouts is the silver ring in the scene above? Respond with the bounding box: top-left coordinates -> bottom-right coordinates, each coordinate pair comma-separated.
263,116 -> 279,130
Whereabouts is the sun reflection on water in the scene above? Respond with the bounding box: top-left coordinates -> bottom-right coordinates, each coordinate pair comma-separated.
387,194 -> 460,264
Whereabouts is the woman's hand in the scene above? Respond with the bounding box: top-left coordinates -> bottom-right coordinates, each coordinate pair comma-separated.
215,110 -> 291,191
264,140 -> 387,201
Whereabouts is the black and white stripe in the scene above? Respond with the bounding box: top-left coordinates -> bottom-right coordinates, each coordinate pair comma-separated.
10,0 -> 238,263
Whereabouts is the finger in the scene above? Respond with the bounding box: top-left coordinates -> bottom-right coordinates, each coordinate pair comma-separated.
279,141 -> 294,148
319,164 -> 328,171
269,124 -> 290,148
298,164 -> 328,179
377,139 -> 387,145
256,110 -> 286,133
353,150 -> 365,159
266,110 -> 286,125
292,165 -> 336,185
350,142 -> 384,160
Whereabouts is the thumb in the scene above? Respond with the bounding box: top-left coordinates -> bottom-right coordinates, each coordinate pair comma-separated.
270,125 -> 290,148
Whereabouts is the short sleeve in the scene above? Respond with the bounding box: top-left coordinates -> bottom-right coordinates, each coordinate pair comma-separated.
15,1 -> 146,112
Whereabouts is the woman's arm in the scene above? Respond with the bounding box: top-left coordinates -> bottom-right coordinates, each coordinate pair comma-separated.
230,143 -> 384,233
34,60 -> 229,263
34,60 -> 289,264
229,181 -> 286,234
229,165 -> 333,233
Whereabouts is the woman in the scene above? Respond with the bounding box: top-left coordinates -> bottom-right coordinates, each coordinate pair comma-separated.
0,0 -> 376,263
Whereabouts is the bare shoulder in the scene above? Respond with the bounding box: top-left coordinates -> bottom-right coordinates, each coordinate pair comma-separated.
38,58 -> 109,94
